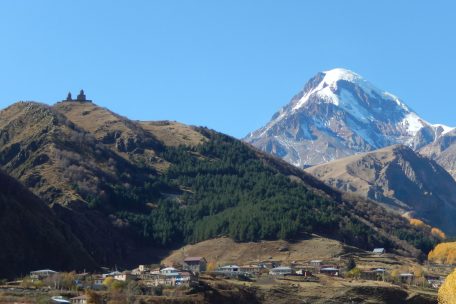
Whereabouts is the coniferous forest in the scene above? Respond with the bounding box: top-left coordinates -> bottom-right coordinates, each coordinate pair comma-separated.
116,130 -> 437,254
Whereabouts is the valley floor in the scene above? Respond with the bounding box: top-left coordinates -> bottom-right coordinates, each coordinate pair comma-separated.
0,274 -> 437,304
2,235 -> 445,304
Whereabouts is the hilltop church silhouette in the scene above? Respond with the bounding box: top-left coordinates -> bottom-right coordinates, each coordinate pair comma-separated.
64,90 -> 92,103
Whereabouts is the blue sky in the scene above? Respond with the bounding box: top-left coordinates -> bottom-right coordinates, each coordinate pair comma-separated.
0,1 -> 454,138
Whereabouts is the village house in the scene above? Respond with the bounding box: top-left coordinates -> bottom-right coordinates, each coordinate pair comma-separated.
360,268 -> 386,281
424,274 -> 444,288
92,275 -> 104,289
30,269 -> 58,279
183,257 -> 207,273
269,266 -> 294,276
320,267 -> 339,276
175,271 -> 196,286
259,261 -> 280,269
70,295 -> 87,304
114,271 -> 136,281
139,265 -> 150,273
160,267 -> 180,276
310,260 -> 323,271
239,264 -> 262,274
295,268 -> 313,277
102,271 -> 121,279
142,274 -> 175,287
399,273 -> 414,284
218,265 -> 240,273
141,268 -> 195,287
132,264 -> 154,275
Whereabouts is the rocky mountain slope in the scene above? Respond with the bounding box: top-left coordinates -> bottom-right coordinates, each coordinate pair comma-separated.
0,169 -> 95,279
419,128 -> 456,180
0,101 -> 176,268
0,99 -> 442,277
244,68 -> 453,168
305,145 -> 456,234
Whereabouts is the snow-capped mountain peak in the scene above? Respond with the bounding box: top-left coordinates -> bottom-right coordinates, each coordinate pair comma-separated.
292,68 -> 410,113
245,68 -> 453,168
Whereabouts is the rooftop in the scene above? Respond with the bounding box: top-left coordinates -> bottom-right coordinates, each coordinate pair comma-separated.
30,269 -> 57,273
184,257 -> 205,262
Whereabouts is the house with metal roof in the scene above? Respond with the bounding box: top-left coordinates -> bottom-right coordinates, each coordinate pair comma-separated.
183,256 -> 207,273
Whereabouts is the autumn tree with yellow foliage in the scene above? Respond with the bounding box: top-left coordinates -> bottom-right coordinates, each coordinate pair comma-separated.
408,217 -> 446,242
432,228 -> 447,240
428,242 -> 456,264
206,261 -> 217,272
439,269 -> 456,304
409,218 -> 426,228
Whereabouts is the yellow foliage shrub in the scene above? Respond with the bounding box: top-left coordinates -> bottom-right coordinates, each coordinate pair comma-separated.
428,242 -> 456,264
409,218 -> 426,228
206,261 -> 217,272
432,227 -> 447,239
438,269 -> 456,304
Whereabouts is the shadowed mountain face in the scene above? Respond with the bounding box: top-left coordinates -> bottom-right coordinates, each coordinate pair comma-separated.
306,145 -> 456,234
244,68 -> 453,168
0,102 -> 176,269
419,129 -> 456,180
0,100 -> 442,277
0,169 -> 96,279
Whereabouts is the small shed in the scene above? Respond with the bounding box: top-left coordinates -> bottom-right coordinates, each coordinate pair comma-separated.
373,248 -> 386,255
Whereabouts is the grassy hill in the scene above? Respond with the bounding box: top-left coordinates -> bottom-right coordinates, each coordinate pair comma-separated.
0,100 -> 442,275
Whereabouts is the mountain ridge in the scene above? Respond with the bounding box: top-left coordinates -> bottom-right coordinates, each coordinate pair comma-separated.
419,128 -> 456,180
245,68 -> 453,168
305,144 -> 456,235
0,99 -> 441,278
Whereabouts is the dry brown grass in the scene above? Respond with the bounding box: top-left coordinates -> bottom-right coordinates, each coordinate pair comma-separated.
162,235 -> 344,266
140,121 -> 207,147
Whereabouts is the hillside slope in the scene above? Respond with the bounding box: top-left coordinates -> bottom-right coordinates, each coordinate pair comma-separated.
0,100 -> 442,276
419,129 -> 456,180
0,102 -> 172,268
306,145 -> 456,234
0,170 -> 95,279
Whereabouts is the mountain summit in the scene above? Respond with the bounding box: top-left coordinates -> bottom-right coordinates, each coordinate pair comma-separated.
245,68 -> 453,168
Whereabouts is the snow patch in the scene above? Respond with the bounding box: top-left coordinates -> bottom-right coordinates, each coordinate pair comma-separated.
401,113 -> 426,135
432,124 -> 455,135
383,92 -> 410,111
315,86 -> 339,105
291,68 -> 411,113
338,89 -> 374,123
